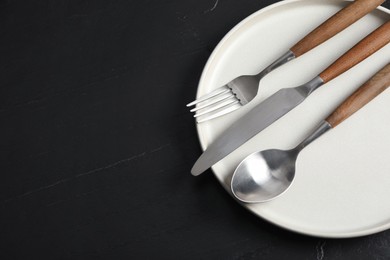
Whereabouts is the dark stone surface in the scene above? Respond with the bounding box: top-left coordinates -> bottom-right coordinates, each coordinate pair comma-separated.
1,0 -> 389,259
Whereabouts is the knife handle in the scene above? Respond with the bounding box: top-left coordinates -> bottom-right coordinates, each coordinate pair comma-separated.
319,20 -> 390,84
290,0 -> 385,57
326,63 -> 390,127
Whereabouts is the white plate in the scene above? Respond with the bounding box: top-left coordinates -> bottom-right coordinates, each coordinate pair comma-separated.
196,0 -> 390,238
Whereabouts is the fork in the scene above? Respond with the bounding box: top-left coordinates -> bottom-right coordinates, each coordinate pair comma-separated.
187,0 -> 385,123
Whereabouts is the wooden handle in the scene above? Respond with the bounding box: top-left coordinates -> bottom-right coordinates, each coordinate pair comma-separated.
326,63 -> 390,127
319,21 -> 390,83
290,0 -> 385,57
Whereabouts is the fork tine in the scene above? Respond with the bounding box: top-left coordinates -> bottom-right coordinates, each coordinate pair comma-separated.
194,98 -> 240,117
186,86 -> 231,107
196,102 -> 242,123
190,92 -> 235,112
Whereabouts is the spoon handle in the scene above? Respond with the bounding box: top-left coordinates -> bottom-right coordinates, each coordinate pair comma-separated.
319,21 -> 390,83
326,63 -> 390,127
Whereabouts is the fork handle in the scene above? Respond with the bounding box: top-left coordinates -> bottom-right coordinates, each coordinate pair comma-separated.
326,63 -> 390,127
319,21 -> 390,83
290,0 -> 385,57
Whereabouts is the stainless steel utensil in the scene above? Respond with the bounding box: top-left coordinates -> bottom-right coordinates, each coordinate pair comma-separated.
191,21 -> 390,176
231,63 -> 390,203
187,0 -> 386,123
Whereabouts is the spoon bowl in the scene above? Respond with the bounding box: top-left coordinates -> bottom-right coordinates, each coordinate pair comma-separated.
231,149 -> 298,203
231,120 -> 332,203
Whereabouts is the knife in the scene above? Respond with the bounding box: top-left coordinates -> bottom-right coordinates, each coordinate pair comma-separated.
191,20 -> 390,176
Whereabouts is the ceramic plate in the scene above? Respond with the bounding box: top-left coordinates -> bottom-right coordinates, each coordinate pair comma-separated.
195,0 -> 390,238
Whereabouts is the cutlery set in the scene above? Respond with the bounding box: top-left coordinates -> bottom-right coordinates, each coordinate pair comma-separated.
188,0 -> 390,202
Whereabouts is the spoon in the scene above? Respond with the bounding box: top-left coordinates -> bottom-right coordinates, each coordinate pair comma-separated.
231,63 -> 390,203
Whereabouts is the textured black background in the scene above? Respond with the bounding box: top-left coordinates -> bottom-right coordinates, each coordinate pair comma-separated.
1,0 -> 390,259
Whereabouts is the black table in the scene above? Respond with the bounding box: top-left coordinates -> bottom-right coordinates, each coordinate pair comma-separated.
2,0 -> 390,259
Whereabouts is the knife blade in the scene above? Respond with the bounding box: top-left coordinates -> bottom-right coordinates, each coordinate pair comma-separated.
191,21 -> 390,176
